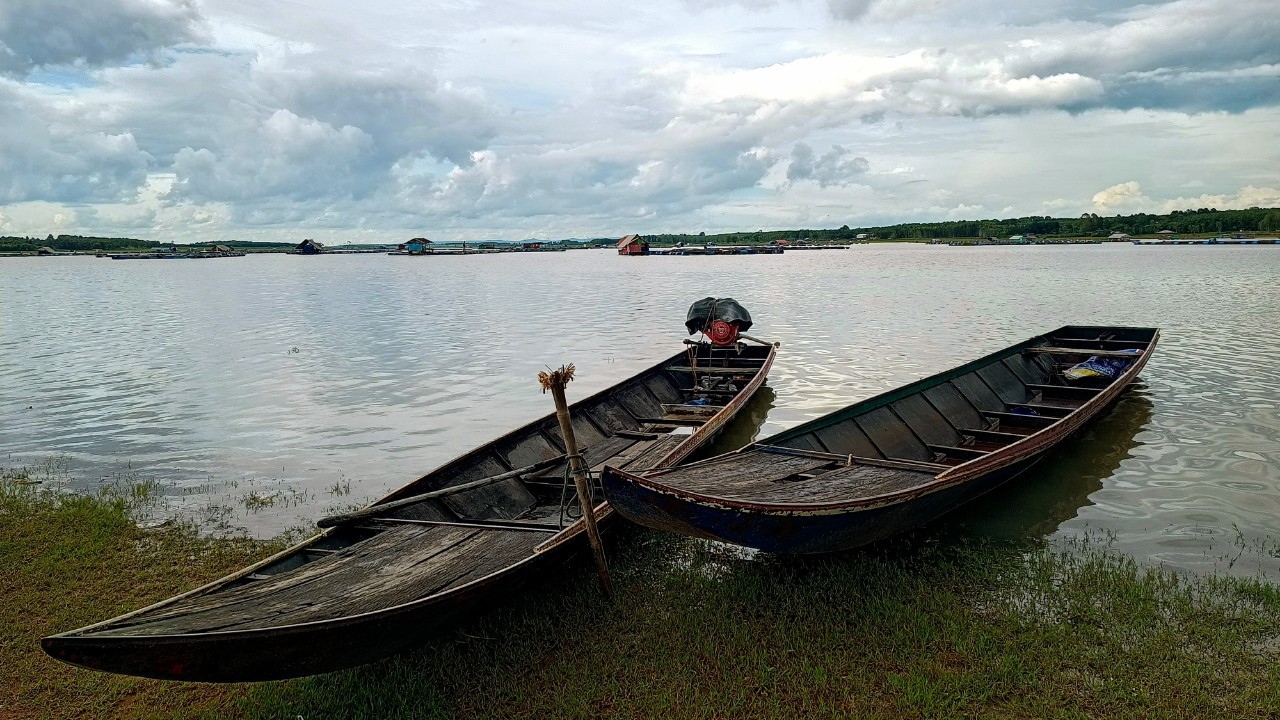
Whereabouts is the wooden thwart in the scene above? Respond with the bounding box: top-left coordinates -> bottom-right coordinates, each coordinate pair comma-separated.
983,411 -> 1058,426
964,429 -> 1027,443
636,417 -> 707,426
1024,347 -> 1144,358
927,444 -> 990,459
665,366 -> 761,374
755,444 -> 948,473
1008,402 -> 1075,416
316,455 -> 566,528
361,517 -> 562,533
1025,384 -> 1102,395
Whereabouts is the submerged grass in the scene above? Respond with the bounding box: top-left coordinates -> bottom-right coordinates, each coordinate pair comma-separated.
4,467 -> 1278,719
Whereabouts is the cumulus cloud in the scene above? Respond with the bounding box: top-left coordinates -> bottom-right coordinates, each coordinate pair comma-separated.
150,52 -> 498,211
0,0 -> 204,77
1090,180 -> 1147,214
404,138 -> 780,224
673,50 -> 1105,123
787,142 -> 869,186
0,0 -> 1277,241
1092,181 -> 1280,215
813,0 -> 1280,114
0,84 -> 152,203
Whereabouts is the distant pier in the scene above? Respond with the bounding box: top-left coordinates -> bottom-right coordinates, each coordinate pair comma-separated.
1133,237 -> 1278,246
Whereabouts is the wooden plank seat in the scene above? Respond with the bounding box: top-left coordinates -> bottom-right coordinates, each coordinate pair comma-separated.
1025,384 -> 1103,396
983,411 -> 1058,428
1007,402 -> 1076,417
927,444 -> 990,459
665,366 -> 765,374
1047,338 -> 1148,349
636,417 -> 708,427
756,445 -> 949,473
661,403 -> 724,417
963,428 -> 1028,443
1023,347 -> 1146,358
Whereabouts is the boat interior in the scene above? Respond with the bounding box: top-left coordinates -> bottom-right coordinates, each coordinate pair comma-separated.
78,341 -> 774,637
642,327 -> 1158,504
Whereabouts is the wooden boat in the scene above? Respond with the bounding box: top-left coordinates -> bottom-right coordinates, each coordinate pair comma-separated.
602,325 -> 1158,554
43,338 -> 777,681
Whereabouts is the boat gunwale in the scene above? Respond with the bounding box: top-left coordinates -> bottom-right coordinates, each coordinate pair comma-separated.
45,341 -> 778,644
604,328 -> 1157,516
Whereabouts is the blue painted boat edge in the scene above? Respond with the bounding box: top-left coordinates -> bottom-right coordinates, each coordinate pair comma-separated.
602,457 -> 1044,553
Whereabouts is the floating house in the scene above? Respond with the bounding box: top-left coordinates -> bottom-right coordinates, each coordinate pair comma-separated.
296,239 -> 325,255
1108,232 -> 1131,241
404,237 -> 432,254
617,234 -> 649,256
36,246 -> 55,255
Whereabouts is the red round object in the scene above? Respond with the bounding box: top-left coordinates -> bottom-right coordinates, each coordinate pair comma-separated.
707,320 -> 739,346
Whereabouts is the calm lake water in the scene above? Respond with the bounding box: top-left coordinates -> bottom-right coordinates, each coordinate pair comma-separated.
3,245 -> 1278,577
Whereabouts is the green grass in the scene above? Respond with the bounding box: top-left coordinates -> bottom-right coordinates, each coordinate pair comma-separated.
3,467 -> 1278,719
0,465 -> 284,719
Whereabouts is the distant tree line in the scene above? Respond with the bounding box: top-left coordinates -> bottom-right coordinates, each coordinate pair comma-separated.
0,235 -> 295,252
0,234 -> 156,252
641,207 -> 1280,245
7,206 -> 1280,253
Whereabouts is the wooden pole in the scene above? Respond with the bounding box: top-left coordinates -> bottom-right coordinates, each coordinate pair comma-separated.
539,364 -> 613,598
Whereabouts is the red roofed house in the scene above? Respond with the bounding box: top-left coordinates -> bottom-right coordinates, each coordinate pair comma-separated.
616,234 -> 649,256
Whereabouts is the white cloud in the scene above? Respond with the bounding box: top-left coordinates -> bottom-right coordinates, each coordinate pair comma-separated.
0,0 -> 1276,241
0,83 -> 153,203
1092,181 -> 1280,215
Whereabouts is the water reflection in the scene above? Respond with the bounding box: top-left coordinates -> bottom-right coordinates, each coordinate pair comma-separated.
697,385 -> 777,459
949,387 -> 1155,539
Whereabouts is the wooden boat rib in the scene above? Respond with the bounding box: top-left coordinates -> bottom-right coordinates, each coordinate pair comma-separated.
602,325 -> 1158,554
43,340 -> 777,681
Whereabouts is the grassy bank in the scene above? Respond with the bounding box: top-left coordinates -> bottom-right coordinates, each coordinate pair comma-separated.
3,470 -> 1278,719
0,466 -> 283,718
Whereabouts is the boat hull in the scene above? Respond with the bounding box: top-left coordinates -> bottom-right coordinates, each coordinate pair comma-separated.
41,523 -> 590,681
606,435 -> 1051,554
604,326 -> 1157,554
43,339 -> 777,681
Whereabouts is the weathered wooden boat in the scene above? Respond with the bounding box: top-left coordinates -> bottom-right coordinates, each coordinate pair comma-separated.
602,325 -> 1158,554
43,321 -> 777,681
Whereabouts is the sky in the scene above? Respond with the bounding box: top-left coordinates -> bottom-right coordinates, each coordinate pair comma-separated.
0,0 -> 1277,243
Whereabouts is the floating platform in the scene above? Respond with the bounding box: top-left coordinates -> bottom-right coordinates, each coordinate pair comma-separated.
109,251 -> 245,259
945,239 -> 1101,247
1133,238 -> 1278,246
651,245 -> 784,256
387,249 -> 503,256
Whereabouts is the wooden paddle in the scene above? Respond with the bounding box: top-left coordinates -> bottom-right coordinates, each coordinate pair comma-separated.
316,454 -> 566,529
